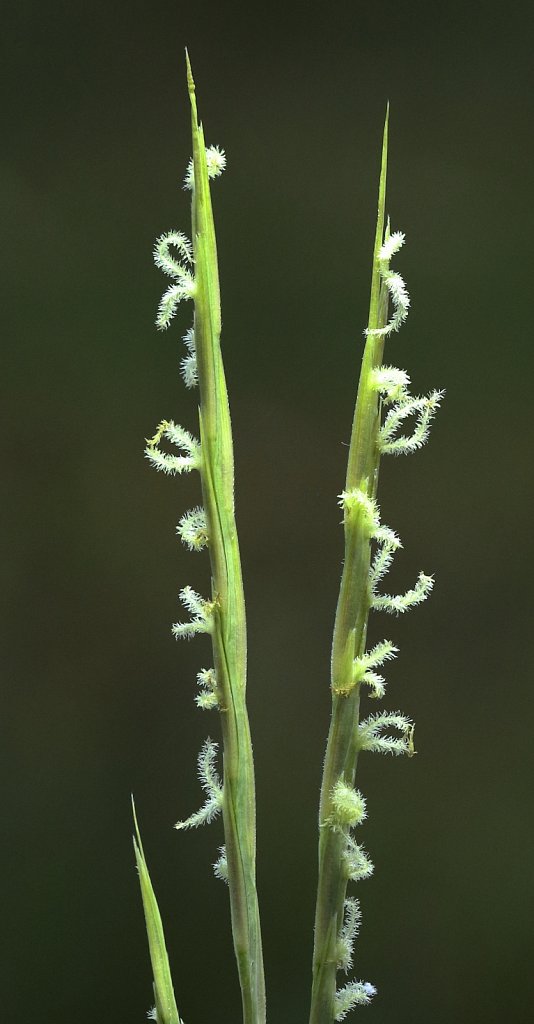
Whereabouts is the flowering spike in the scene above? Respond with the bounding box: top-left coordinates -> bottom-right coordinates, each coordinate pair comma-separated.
154,230 -> 193,278
336,898 -> 361,972
366,227 -> 409,338
334,981 -> 377,1019
213,846 -> 229,883
195,667 -> 221,711
353,639 -> 398,682
156,278 -> 195,330
171,586 -> 214,640
180,326 -> 198,388
144,420 -> 200,476
342,638 -> 399,699
343,835 -> 374,882
369,524 -> 402,588
183,144 -> 226,190
369,364 -> 411,403
329,781 -> 367,830
339,489 -> 379,534
380,389 -> 444,456
153,230 -> 196,329
176,506 -> 208,551
358,711 -> 415,756
373,571 -> 434,615
175,739 -> 223,830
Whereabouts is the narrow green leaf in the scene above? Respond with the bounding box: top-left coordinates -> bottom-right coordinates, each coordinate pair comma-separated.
132,798 -> 181,1024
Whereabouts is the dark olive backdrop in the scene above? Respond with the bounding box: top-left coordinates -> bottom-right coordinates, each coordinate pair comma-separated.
2,2 -> 533,1023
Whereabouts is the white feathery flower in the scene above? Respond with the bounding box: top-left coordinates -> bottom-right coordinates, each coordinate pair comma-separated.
183,145 -> 227,190
378,230 -> 405,262
335,980 -> 377,1019
154,230 -> 193,277
206,145 -> 226,179
353,639 -> 399,697
153,231 -> 196,330
144,420 -> 200,475
177,506 -> 208,551
172,587 -> 214,640
213,846 -> 229,883
337,898 -> 361,972
195,667 -> 220,711
358,711 -> 415,756
339,489 -> 380,534
343,835 -> 374,882
156,277 -> 195,330
373,571 -> 434,615
380,389 -> 444,456
175,739 -> 223,830
369,524 -> 402,588
366,225 -> 409,338
180,326 -> 198,388
330,780 -> 367,829
369,364 -> 410,404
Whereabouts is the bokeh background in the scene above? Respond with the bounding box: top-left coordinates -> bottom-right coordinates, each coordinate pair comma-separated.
2,2 -> 533,1022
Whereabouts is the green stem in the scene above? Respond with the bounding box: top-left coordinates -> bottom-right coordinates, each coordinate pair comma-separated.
309,110 -> 389,1024
187,56 -> 266,1024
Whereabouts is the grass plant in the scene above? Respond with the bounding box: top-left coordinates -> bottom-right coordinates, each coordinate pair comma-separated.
134,57 -> 442,1024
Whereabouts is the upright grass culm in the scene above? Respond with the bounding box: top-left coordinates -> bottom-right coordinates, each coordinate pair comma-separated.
309,112 -> 442,1024
134,60 -> 441,1024
136,54 -> 265,1024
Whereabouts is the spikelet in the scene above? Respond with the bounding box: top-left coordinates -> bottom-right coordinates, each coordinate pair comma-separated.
329,780 -> 367,830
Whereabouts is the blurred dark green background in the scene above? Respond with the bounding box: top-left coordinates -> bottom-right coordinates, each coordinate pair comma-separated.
2,2 -> 533,1022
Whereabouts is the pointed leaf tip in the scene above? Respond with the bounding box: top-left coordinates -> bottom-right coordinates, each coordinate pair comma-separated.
131,794 -> 145,858
132,801 -> 181,1024
185,49 -> 195,96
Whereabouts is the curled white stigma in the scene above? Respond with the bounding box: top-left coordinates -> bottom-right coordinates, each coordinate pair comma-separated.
144,420 -> 200,475
175,738 -> 223,829
358,711 -> 415,756
366,228 -> 410,338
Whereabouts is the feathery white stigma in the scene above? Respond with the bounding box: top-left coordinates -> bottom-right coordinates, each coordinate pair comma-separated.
144,420 -> 200,475
366,227 -> 409,338
175,739 -> 223,830
183,144 -> 227,190
172,586 -> 214,640
334,981 -> 377,1019
358,711 -> 415,756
